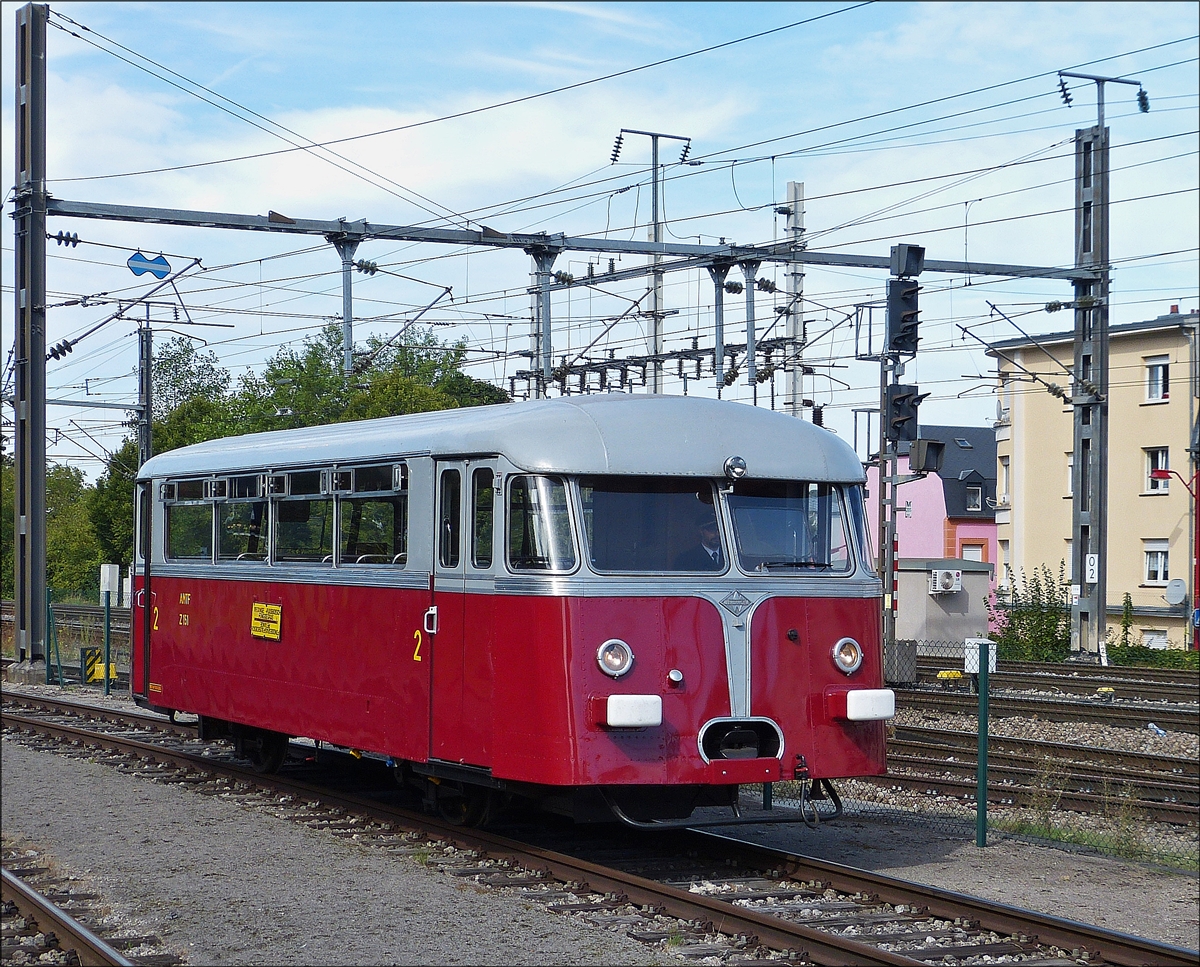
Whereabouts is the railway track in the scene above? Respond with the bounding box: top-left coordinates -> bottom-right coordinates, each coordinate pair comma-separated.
896,685 -> 1200,733
966,658 -> 1200,685
1,844 -> 183,967
3,690 -> 1196,967
914,662 -> 1199,704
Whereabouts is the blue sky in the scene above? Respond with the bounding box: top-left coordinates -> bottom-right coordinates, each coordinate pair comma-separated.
2,1 -> 1197,475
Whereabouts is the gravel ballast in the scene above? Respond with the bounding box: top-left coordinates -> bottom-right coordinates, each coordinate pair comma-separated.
3,684 -> 1197,959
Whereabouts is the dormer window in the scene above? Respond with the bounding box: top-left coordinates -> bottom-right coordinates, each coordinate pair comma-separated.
966,486 -> 982,512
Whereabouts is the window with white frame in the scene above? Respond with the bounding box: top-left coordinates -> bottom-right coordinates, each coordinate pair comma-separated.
999,540 -> 1010,585
1145,356 -> 1170,401
1144,540 -> 1169,585
1145,447 -> 1169,491
1064,538 -> 1073,580
965,486 -> 982,511
1065,452 -> 1073,495
998,456 -> 1010,505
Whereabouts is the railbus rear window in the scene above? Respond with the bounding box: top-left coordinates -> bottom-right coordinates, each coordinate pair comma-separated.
727,480 -> 853,574
578,476 -> 722,573
507,475 -> 576,571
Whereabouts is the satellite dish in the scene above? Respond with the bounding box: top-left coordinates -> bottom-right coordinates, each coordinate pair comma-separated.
1165,578 -> 1187,606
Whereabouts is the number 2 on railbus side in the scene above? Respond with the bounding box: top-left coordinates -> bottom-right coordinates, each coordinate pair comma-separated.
413,628 -> 422,662
152,606 -> 159,631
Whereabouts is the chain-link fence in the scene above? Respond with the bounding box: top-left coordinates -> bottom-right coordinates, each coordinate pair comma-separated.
766,637 -> 1198,871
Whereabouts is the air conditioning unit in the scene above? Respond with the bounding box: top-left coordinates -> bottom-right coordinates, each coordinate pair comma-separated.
929,569 -> 962,594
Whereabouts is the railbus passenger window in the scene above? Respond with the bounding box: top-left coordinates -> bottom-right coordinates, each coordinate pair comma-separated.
275,470 -> 333,563
165,480 -> 213,561
340,463 -> 408,565
439,469 -> 461,568
727,480 -> 852,574
507,475 -> 575,571
218,475 -> 269,562
472,468 -> 494,569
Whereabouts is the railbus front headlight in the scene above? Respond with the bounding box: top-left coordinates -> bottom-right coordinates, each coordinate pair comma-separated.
597,639 -> 634,678
831,637 -> 863,675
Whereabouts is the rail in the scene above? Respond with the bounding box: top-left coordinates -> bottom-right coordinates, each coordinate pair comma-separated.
1,867 -> 134,967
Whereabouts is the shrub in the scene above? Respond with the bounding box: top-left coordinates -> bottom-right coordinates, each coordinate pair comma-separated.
1105,644 -> 1199,670
987,562 -> 1071,662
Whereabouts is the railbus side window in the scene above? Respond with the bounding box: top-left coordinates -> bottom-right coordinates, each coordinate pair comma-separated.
218,475 -> 268,562
339,463 -> 408,565
471,467 -> 494,569
275,470 -> 333,563
165,480 -> 213,561
439,469 -> 461,568
507,475 -> 576,571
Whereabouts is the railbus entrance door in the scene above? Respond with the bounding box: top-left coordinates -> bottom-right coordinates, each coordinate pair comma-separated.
431,459 -> 498,765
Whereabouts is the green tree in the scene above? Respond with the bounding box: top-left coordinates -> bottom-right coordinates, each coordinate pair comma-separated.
79,322 -> 508,578
45,464 -> 103,601
87,439 -> 139,576
152,336 -> 231,420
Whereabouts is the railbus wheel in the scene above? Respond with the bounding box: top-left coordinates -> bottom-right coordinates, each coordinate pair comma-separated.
435,783 -> 492,827
242,728 -> 289,774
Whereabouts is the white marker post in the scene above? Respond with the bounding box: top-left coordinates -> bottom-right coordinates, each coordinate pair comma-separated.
100,565 -> 120,696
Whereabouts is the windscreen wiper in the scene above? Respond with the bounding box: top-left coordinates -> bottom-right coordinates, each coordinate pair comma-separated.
755,560 -> 832,571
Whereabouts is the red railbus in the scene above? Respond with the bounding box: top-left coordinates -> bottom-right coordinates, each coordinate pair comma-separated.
132,394 -> 893,824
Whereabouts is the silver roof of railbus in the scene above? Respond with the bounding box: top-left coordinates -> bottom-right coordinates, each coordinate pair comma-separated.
138,394 -> 866,483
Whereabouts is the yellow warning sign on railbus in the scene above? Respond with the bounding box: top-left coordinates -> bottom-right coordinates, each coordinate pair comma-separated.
250,602 -> 282,641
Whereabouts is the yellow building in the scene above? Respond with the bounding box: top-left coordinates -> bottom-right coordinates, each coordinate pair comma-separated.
991,308 -> 1199,650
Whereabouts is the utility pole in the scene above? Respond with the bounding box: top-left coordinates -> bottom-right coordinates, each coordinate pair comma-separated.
784,182 -> 806,417
609,129 -> 690,394
13,2 -> 48,664
1060,70 -> 1148,657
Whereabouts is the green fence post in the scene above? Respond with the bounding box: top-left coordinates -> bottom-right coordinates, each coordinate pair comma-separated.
976,636 -> 990,847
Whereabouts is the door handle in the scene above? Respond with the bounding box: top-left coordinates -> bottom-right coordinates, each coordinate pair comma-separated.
134,589 -> 156,607
423,606 -> 438,635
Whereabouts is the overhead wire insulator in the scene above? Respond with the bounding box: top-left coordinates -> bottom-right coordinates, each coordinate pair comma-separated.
755,277 -> 777,293
53,231 -> 79,247
609,132 -> 624,164
723,281 -> 743,295
678,140 -> 691,163
1137,87 -> 1150,113
47,340 -> 74,360
354,259 -> 378,275
1057,75 -> 1073,107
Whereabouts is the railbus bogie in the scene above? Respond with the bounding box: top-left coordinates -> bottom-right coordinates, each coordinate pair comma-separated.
131,394 -> 893,826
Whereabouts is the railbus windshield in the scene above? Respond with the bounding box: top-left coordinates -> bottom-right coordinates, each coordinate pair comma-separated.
578,475 -> 723,573
726,480 -> 854,574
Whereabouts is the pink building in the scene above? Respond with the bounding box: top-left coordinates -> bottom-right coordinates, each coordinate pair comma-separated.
865,425 -> 998,592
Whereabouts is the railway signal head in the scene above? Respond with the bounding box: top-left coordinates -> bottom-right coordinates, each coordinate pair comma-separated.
886,279 -> 921,356
886,383 -> 927,442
